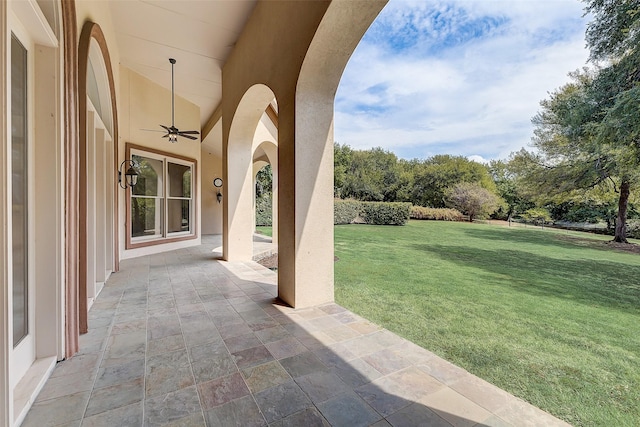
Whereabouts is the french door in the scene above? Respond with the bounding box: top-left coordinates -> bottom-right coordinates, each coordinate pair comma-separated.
10,24 -> 35,387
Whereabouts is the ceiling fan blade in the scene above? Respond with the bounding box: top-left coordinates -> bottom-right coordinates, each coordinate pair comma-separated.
160,124 -> 171,131
140,128 -> 165,133
162,133 -> 170,138
179,133 -> 199,140
178,130 -> 200,135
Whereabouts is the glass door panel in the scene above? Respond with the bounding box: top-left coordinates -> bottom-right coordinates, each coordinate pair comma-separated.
131,155 -> 163,240
12,34 -> 28,347
167,162 -> 192,234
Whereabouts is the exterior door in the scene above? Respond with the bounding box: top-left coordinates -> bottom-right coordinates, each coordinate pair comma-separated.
10,25 -> 35,388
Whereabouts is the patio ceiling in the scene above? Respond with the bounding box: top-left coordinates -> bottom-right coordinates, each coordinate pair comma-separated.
109,0 -> 257,139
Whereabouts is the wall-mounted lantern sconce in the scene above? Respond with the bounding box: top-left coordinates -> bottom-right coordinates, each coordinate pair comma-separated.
118,159 -> 139,189
213,177 -> 223,203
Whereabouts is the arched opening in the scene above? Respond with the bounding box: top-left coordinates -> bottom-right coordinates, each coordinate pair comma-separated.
253,139 -> 279,260
224,84 -> 277,261
78,21 -> 118,334
254,163 -> 272,228
253,136 -> 278,230
219,0 -> 385,308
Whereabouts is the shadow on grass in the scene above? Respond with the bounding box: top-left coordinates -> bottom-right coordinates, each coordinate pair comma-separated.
461,226 -> 612,249
411,242 -> 640,314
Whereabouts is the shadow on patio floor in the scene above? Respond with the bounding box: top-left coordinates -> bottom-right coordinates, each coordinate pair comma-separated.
20,237 -> 569,427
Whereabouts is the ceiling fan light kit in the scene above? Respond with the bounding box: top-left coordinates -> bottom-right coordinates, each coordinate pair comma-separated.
158,58 -> 200,143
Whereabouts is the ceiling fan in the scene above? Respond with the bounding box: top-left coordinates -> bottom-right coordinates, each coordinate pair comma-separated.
158,58 -> 199,142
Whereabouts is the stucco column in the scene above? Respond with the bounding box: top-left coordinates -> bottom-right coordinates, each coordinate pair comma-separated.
223,117 -> 258,262
222,150 -> 255,261
86,112 -> 97,300
277,99 -> 335,308
222,0 -> 386,307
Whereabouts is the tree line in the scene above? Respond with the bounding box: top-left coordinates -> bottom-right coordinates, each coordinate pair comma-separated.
333,140 -> 638,235
334,146 -> 503,221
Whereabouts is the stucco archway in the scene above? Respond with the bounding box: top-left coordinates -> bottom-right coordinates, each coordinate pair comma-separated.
224,84 -> 277,261
222,0 -> 386,308
78,21 -> 119,334
61,0 -> 80,358
287,0 -> 389,306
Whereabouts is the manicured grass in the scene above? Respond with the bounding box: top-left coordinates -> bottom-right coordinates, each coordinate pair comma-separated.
256,226 -> 272,237
334,220 -> 640,426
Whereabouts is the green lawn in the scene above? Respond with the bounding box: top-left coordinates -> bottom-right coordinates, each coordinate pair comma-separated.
256,226 -> 272,237
334,220 -> 640,426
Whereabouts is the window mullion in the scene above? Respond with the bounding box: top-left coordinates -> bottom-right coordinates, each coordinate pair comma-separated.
163,156 -> 167,238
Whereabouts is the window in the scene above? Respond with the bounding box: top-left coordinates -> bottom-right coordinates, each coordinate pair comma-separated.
126,144 -> 196,248
12,34 -> 29,347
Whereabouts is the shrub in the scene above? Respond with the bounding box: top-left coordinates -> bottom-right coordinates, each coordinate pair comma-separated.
255,164 -> 273,227
334,200 -> 410,225
255,196 -> 272,226
446,182 -> 502,222
334,200 -> 362,225
522,208 -> 552,226
360,202 -> 411,225
410,206 -> 465,221
627,220 -> 640,239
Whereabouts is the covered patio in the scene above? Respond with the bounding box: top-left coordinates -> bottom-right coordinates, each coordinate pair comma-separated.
21,238 -> 568,427
2,1 -> 579,424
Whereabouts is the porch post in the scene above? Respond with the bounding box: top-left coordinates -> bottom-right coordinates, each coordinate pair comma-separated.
276,99 -> 335,308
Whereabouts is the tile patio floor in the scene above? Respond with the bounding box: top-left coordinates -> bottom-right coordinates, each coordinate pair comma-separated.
21,237 -> 570,427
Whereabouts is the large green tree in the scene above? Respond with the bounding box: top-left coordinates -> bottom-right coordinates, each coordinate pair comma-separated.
584,0 -> 640,62
338,146 -> 403,202
334,143 -> 353,198
524,1 -> 640,242
568,0 -> 640,241
498,148 -> 625,228
410,155 -> 497,208
531,67 -> 639,242
489,157 -> 536,220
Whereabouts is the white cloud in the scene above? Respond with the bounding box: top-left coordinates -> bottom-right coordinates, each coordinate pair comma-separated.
467,155 -> 489,164
335,0 -> 590,161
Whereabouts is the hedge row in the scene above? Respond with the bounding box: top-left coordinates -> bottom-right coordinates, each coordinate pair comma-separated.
334,200 -> 363,224
628,221 -> 640,239
334,200 -> 411,225
552,219 -> 640,239
410,206 -> 465,221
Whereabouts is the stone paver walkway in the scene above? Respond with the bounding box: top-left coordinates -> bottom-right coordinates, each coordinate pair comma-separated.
22,237 -> 569,427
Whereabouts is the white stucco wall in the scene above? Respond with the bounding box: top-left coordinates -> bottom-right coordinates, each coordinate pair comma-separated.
201,149 -> 223,235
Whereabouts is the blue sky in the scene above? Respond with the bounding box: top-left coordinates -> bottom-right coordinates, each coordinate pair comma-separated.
334,0 -> 590,162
